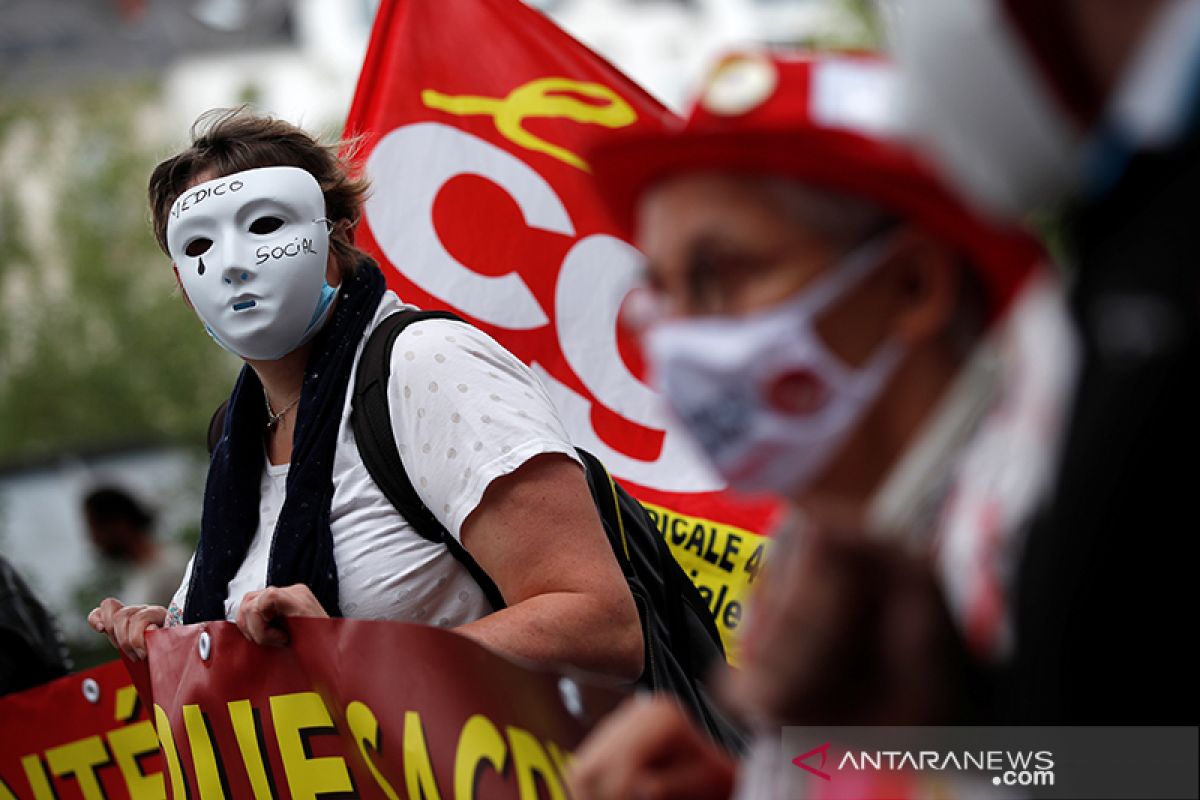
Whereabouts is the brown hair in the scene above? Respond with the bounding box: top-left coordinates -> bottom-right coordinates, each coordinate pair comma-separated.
148,107 -> 371,275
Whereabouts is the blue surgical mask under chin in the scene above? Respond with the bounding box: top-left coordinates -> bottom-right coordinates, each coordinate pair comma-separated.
292,281 -> 339,351
306,281 -> 338,332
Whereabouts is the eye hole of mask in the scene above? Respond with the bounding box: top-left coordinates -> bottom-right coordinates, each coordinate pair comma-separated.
249,216 -> 285,235
185,237 -> 213,257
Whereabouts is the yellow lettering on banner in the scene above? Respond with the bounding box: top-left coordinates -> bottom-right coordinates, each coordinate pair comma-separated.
227,700 -> 277,800
453,714 -> 508,800
269,692 -> 354,800
45,735 -> 111,799
422,78 -> 636,172
183,705 -> 228,799
402,710 -> 443,800
19,754 -> 55,800
115,685 -> 141,722
154,704 -> 189,800
107,721 -> 166,800
641,502 -> 772,665
345,701 -> 401,800
506,727 -> 566,800
0,778 -> 17,800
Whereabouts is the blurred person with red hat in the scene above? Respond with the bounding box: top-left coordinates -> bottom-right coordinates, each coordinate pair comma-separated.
568,51 -> 1076,799
893,0 -> 1200,722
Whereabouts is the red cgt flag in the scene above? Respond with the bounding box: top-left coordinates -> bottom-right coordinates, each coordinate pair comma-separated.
344,0 -> 781,657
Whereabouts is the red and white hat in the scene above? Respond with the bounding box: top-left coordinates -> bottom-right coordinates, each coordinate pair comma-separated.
589,51 -> 1046,322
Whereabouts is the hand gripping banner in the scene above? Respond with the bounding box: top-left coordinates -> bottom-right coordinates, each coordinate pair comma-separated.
344,0 -> 782,659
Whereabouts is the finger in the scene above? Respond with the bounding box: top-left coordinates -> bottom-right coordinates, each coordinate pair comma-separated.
251,590 -> 286,642
126,607 -> 167,659
236,591 -> 268,643
93,596 -> 125,629
238,590 -> 289,647
92,597 -> 127,649
276,584 -> 327,618
90,610 -> 122,652
127,611 -> 149,660
234,590 -> 262,630
113,605 -> 147,661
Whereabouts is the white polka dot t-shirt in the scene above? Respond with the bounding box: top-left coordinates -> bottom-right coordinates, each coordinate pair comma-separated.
169,291 -> 582,626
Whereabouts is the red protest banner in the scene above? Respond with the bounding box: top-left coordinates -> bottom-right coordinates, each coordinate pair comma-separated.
344,0 -> 782,659
128,619 -> 623,799
0,660 -> 163,799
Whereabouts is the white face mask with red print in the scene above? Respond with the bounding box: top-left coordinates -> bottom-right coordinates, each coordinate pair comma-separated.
644,234 -> 905,497
166,166 -> 336,361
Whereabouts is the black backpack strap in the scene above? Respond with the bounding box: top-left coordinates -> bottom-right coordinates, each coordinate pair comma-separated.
574,448 -> 634,572
576,448 -> 726,663
351,309 -> 506,612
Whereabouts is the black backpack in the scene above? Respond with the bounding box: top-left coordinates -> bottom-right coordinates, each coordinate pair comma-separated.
208,309 -> 746,752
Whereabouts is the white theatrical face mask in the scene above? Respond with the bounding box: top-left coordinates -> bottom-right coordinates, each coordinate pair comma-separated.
166,166 -> 336,361
644,234 -> 905,496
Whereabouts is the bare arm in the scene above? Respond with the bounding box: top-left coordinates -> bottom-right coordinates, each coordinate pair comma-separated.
454,453 -> 644,682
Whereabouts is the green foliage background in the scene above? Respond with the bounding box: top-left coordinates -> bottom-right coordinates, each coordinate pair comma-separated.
0,82 -> 239,464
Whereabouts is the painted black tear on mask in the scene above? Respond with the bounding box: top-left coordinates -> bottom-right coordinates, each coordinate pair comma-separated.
198,257 -> 206,276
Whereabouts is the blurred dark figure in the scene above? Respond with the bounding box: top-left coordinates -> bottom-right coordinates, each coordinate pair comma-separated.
895,0 -> 1200,722
0,555 -> 71,695
83,487 -> 187,607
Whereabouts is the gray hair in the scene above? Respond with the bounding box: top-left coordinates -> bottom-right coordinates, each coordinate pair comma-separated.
759,177 -> 987,356
757,176 -> 896,248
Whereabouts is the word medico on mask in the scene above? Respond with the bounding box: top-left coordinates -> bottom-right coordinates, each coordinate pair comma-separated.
171,178 -> 245,218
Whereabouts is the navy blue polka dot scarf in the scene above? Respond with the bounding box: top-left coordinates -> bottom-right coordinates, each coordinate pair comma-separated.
184,260 -> 386,623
